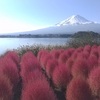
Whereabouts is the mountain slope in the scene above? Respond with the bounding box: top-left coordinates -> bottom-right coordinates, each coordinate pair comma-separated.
30,23 -> 100,34
12,15 -> 100,35
56,15 -> 94,26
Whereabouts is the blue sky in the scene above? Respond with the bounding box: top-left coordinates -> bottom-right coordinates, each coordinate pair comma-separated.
0,0 -> 100,33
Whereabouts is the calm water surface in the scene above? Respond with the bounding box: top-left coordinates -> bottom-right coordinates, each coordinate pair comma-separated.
0,38 -> 69,54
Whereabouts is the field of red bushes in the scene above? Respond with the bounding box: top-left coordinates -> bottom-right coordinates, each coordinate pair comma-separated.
1,45 -> 100,100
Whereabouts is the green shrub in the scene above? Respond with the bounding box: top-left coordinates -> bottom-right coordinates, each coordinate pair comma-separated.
67,31 -> 100,48
15,44 -> 68,57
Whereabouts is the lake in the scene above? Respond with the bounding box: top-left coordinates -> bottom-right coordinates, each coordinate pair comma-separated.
0,38 -> 70,54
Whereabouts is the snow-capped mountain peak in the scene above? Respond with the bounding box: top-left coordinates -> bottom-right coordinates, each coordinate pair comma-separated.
23,14 -> 100,35
56,15 -> 93,26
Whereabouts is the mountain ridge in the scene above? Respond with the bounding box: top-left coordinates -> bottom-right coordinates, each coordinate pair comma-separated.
1,15 -> 100,35
56,15 -> 95,26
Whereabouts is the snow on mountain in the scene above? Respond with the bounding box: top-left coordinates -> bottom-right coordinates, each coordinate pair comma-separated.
56,15 -> 94,26
18,15 -> 100,35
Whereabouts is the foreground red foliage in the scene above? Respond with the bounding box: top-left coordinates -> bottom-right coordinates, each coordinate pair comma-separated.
88,67 -> 100,98
83,45 -> 91,53
87,54 -> 98,71
66,57 -> 74,73
20,51 -> 41,78
4,51 -> 20,67
58,51 -> 71,64
50,49 -> 62,59
66,77 -> 92,100
37,50 -> 49,61
52,64 -> 72,90
46,59 -> 58,78
0,58 -> 19,88
40,53 -> 53,69
0,73 -> 13,100
1,45 -> 100,100
71,58 -> 89,79
21,80 -> 58,100
22,69 -> 46,88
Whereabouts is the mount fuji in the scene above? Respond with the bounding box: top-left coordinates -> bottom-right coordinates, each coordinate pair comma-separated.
13,15 -> 100,35
56,15 -> 94,26
28,15 -> 100,35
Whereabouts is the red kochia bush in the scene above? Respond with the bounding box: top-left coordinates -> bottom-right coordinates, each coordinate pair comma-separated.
87,54 -> 98,71
98,46 -> 100,56
0,73 -> 13,100
88,67 -> 100,97
98,57 -> 100,66
37,50 -> 49,61
4,51 -> 20,67
58,51 -> 71,64
76,52 -> 87,59
78,51 -> 90,59
22,69 -> 46,87
66,77 -> 92,100
0,58 -> 19,88
46,59 -> 58,78
91,45 -> 98,49
40,53 -> 53,70
90,48 -> 98,58
71,51 -> 79,61
50,49 -> 61,59
52,64 -> 71,89
21,80 -> 58,100
20,51 -> 41,77
83,45 -> 91,52
66,57 -> 74,73
21,51 -> 40,69
90,45 -> 98,57
71,58 -> 89,79
76,47 -> 83,52
83,50 -> 90,58
67,48 -> 75,56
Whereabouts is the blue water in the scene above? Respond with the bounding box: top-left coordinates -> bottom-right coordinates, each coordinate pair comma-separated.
0,38 -> 69,54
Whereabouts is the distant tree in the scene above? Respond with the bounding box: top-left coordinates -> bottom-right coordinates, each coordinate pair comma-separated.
72,31 -> 100,38
67,31 -> 100,48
